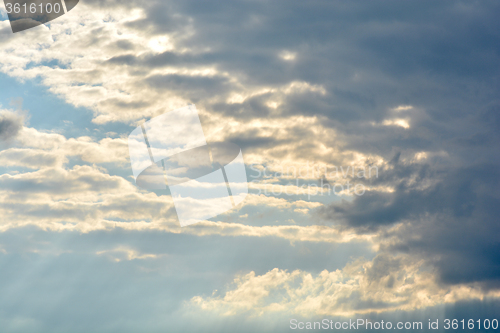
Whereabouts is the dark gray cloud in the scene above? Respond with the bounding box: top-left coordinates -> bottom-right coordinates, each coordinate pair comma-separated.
145,74 -> 232,102
0,110 -> 23,141
319,160 -> 500,286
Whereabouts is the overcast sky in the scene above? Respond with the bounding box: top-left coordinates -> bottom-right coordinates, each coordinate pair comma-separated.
0,1 -> 499,332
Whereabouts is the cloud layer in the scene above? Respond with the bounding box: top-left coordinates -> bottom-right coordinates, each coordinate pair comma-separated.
0,0 -> 499,331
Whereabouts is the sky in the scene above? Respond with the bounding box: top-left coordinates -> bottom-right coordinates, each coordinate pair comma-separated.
0,0 -> 500,332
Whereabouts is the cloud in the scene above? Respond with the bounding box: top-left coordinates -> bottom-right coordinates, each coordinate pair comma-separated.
0,165 -> 129,195
10,127 -> 130,166
0,109 -> 24,141
96,247 -> 162,262
190,254 -> 500,317
0,148 -> 65,168
319,159 -> 500,286
0,126 -> 368,243
0,0 -> 500,330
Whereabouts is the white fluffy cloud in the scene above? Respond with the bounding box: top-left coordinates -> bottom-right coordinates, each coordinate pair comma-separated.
190,255 -> 500,317
0,126 -> 366,245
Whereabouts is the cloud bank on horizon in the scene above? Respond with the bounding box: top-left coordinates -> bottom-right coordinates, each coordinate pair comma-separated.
0,0 -> 499,332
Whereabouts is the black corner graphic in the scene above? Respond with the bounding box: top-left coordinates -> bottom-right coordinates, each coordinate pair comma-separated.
3,0 -> 79,33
